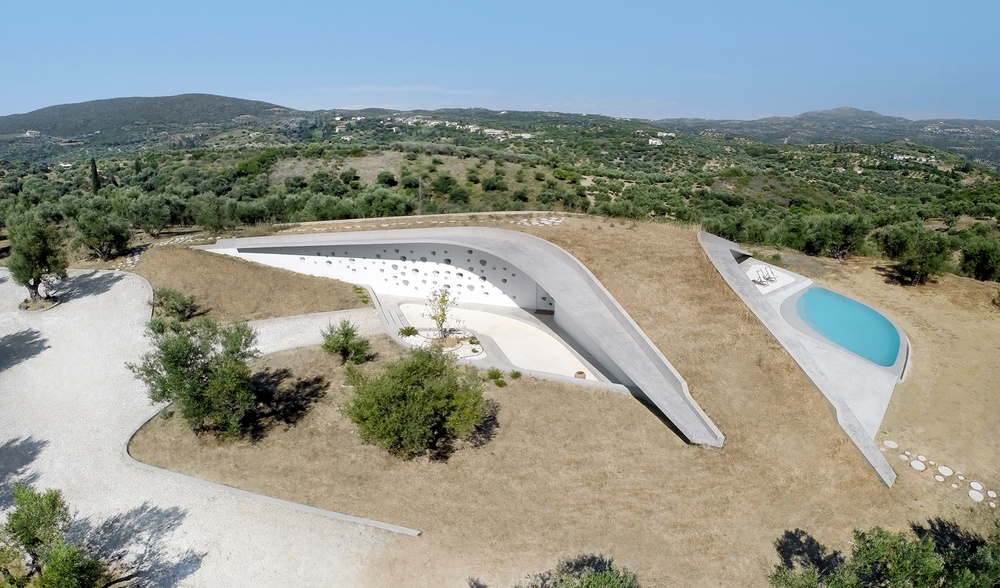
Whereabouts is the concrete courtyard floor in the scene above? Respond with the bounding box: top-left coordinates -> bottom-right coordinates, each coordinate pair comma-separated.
0,269 -> 394,587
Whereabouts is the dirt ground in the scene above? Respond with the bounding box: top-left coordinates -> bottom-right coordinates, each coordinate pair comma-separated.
129,214 -> 1000,587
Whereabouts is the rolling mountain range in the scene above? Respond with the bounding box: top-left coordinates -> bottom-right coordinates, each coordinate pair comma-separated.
2,95 -> 999,167
653,107 -> 1000,166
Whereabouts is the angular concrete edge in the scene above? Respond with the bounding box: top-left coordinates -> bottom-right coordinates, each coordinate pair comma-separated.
697,232 -> 896,486
201,227 -> 725,448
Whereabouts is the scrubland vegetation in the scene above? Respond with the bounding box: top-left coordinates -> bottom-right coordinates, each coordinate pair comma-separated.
2,105 -> 998,288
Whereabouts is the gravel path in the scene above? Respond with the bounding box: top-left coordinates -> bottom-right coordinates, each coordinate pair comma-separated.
0,269 -> 394,587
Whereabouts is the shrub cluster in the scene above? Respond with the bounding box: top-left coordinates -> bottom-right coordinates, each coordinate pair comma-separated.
344,347 -> 488,458
321,319 -> 372,365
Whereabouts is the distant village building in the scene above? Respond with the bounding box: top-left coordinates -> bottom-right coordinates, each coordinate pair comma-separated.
24,130 -> 40,138
482,129 -> 504,137
335,125 -> 348,133
656,131 -> 676,138
648,138 -> 663,146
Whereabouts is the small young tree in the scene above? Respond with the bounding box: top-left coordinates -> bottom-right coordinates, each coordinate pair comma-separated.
426,286 -> 458,339
129,318 -> 259,436
7,214 -> 68,302
321,319 -> 372,364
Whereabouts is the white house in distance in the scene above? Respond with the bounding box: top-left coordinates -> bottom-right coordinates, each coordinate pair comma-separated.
648,138 -> 663,146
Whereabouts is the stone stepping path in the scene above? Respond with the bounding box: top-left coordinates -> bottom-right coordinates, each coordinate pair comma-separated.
881,438 -> 997,510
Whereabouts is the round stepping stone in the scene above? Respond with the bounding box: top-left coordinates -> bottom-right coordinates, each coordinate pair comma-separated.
989,491 -> 997,498
910,459 -> 926,471
938,466 -> 954,476
905,451 -> 911,456
970,482 -> 983,491
917,455 -> 927,462
900,454 -> 909,461
952,483 -> 960,489
958,475 -> 965,481
991,502 -> 997,508
928,461 -> 935,466
969,490 -> 984,502
935,475 -> 945,482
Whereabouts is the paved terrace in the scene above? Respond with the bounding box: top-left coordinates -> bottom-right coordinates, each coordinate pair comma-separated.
698,232 -> 901,486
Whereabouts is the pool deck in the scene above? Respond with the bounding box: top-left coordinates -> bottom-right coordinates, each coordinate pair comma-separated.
699,232 -> 903,486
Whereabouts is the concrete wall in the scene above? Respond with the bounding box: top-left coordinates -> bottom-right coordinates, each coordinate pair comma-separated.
218,242 -> 554,312
201,228 -> 725,448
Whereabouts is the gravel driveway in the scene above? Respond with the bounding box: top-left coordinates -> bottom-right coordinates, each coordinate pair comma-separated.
0,269 -> 396,587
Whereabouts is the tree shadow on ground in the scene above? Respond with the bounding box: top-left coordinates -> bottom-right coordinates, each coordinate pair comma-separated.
469,398 -> 500,448
872,264 -> 937,286
0,328 -> 48,372
0,436 -> 48,509
773,529 -> 844,577
55,270 -> 126,302
247,368 -> 328,441
429,398 -> 500,461
911,517 -> 986,562
73,503 -> 205,588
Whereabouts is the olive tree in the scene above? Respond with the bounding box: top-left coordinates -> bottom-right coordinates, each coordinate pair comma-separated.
129,318 -> 259,436
1,483 -> 105,587
7,214 -> 68,302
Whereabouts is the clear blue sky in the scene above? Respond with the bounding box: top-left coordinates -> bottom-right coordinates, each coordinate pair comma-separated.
3,1 -> 998,120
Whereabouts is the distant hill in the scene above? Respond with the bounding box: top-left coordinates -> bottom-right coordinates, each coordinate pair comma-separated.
654,107 -> 1000,167
0,94 -> 294,138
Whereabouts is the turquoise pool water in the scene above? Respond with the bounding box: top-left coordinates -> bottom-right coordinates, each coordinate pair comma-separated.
795,287 -> 901,367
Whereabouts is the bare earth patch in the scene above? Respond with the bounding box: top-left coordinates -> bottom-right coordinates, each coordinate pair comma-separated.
129,216 -> 1000,587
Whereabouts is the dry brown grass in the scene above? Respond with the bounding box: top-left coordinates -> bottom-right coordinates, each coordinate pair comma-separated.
129,215 -> 1000,587
129,246 -> 363,322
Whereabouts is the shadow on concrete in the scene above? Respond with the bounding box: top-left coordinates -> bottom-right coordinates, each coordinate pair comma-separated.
773,529 -> 844,578
0,436 -> 48,509
248,368 -> 328,440
0,328 -> 49,372
73,503 -> 205,588
56,271 -> 126,302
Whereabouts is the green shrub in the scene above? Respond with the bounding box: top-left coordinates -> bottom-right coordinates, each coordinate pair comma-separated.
344,347 -> 488,458
486,367 -> 503,380
1,483 -> 107,587
398,326 -> 419,337
510,370 -> 522,379
514,554 -> 640,588
129,318 -> 258,437
152,287 -> 198,321
322,319 -> 372,364
494,378 -> 508,388
352,285 -> 371,305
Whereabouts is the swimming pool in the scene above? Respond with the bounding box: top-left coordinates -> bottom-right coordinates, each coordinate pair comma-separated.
782,286 -> 905,370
